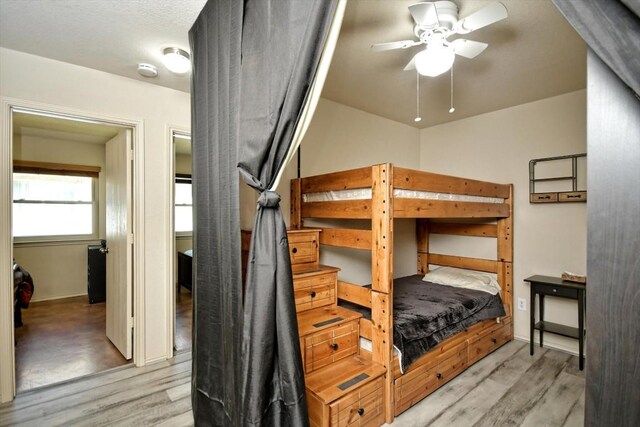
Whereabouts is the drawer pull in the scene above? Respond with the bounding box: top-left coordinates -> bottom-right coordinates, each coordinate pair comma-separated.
310,291 -> 316,298
357,408 -> 365,416
330,343 -> 339,351
492,338 -> 497,344
291,247 -> 298,254
553,288 -> 557,293
436,373 -> 443,380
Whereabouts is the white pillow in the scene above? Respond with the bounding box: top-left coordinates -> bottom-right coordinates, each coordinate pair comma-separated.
423,266 -> 501,295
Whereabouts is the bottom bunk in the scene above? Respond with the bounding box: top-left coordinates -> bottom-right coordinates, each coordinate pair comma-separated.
390,316 -> 512,415
340,270 -> 513,417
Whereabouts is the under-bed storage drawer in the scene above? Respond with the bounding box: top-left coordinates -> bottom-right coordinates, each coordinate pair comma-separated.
394,341 -> 468,415
330,376 -> 384,427
288,229 -> 320,273
305,321 -> 359,373
294,270 -> 337,312
467,319 -> 512,365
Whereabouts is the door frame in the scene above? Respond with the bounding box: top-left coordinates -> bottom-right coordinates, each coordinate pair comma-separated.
166,125 -> 191,356
0,97 -> 146,402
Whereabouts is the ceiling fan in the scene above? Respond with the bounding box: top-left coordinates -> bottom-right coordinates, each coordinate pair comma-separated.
371,1 -> 508,77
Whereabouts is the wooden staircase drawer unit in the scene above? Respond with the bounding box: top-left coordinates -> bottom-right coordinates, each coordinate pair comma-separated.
288,229 -> 320,272
305,321 -> 359,373
394,341 -> 468,415
468,319 -> 512,365
294,271 -> 337,312
330,376 -> 384,427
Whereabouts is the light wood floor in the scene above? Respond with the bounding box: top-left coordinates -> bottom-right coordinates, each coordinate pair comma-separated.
0,340 -> 584,426
14,291 -> 193,394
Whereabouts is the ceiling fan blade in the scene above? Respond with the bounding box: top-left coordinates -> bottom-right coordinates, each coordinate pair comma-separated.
454,2 -> 508,34
371,40 -> 421,52
408,2 -> 440,28
403,55 -> 417,71
451,39 -> 488,58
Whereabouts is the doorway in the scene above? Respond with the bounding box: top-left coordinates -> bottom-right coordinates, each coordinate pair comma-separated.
171,131 -> 192,352
1,103 -> 143,397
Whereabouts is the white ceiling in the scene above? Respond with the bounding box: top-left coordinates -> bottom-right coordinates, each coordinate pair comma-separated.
0,0 -> 207,93
0,0 -> 586,128
323,0 -> 587,128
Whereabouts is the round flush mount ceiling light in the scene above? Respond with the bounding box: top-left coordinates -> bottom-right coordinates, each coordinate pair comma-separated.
163,47 -> 191,74
137,63 -> 158,78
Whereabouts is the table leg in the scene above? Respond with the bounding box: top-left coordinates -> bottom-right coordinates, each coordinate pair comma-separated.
539,294 -> 545,348
530,285 -> 535,356
578,289 -> 585,370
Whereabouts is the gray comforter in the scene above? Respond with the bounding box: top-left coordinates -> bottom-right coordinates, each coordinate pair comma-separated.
339,274 -> 505,372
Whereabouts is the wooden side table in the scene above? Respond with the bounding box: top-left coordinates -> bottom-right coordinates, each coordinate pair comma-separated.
524,275 -> 586,370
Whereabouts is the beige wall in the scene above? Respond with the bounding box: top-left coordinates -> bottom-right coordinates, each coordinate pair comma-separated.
291,98 -> 421,284
1,47 -> 191,367
419,90 -> 587,354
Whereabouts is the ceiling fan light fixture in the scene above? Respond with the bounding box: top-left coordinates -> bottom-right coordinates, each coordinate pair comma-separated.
415,43 -> 455,77
163,47 -> 191,74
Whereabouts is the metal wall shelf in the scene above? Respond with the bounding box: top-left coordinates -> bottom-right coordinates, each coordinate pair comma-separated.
529,153 -> 587,204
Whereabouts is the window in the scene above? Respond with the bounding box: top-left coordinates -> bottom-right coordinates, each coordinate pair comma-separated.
175,176 -> 192,233
13,172 -> 97,238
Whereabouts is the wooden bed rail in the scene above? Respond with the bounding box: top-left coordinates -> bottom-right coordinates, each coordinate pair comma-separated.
393,167 -> 511,199
429,222 -> 498,237
299,166 -> 372,193
318,227 -> 372,250
301,200 -> 372,219
428,253 -> 499,273
337,281 -> 372,308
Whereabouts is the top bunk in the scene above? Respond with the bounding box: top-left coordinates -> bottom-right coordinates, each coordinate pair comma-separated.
291,163 -> 512,221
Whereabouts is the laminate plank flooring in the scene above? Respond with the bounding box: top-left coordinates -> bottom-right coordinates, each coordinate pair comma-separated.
0,340 -> 585,426
14,290 -> 192,395
175,290 -> 192,351
14,296 -> 129,393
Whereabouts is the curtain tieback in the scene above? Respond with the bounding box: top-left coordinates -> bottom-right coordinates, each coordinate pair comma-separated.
257,190 -> 281,208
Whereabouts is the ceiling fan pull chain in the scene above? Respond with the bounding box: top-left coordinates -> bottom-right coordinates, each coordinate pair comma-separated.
415,69 -> 422,122
449,65 -> 456,114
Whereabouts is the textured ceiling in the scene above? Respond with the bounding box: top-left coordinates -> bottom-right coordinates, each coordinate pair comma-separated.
323,0 -> 587,128
0,0 -> 585,128
0,0 -> 206,93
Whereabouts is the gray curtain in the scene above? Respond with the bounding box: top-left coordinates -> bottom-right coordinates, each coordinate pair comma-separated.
238,1 -> 338,425
553,0 -> 640,95
189,1 -> 243,425
189,0 -> 337,425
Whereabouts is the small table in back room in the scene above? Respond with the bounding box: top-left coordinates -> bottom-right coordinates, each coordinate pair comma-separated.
524,275 -> 586,370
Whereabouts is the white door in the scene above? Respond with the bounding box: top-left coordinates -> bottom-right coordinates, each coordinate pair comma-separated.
105,129 -> 133,359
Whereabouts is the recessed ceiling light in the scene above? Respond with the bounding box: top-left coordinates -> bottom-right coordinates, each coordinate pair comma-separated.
163,48 -> 191,74
137,63 -> 158,78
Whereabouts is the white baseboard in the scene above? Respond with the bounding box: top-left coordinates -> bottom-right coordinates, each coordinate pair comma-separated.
30,292 -> 88,303
514,334 -> 583,357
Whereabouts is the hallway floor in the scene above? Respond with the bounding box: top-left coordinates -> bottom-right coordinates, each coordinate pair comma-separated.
14,296 -> 129,393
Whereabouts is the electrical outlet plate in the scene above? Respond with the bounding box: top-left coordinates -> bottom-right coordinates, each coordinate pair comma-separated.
517,298 -> 526,311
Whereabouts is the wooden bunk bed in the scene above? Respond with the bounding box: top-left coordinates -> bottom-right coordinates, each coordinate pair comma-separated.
290,163 -> 513,425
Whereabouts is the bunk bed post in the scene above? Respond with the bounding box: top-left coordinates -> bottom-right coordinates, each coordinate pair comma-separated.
291,178 -> 302,229
497,184 -> 513,262
371,163 -> 394,424
497,184 -> 514,319
417,219 -> 429,274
